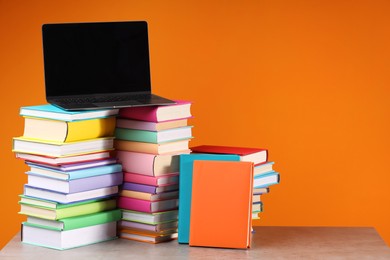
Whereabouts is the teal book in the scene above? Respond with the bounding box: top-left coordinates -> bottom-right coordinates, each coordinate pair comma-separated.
26,162 -> 123,180
253,171 -> 280,188
178,153 -> 240,244
20,104 -> 119,121
115,126 -> 192,144
23,209 -> 122,231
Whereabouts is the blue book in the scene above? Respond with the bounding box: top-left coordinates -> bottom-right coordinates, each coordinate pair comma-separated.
253,171 -> 280,188
26,162 -> 123,180
20,104 -> 119,121
178,153 -> 240,244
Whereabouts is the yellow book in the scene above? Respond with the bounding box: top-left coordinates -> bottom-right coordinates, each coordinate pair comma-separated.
22,117 -> 116,142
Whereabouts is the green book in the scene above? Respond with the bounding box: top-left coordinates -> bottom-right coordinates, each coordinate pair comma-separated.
23,209 -> 122,231
115,126 -> 192,144
19,196 -> 117,220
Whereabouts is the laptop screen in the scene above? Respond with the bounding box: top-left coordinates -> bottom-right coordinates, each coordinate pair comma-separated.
42,21 -> 151,97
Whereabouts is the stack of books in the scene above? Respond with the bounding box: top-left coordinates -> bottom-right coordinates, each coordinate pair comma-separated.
12,104 -> 123,250
114,101 -> 193,243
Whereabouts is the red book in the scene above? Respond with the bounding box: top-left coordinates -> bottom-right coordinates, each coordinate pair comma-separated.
118,196 -> 178,213
190,145 -> 268,166
118,100 -> 192,122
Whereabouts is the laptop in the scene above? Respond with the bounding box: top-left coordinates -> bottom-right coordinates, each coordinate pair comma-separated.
42,21 -> 176,111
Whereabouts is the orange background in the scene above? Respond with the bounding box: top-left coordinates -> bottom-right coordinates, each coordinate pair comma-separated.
1,0 -> 389,249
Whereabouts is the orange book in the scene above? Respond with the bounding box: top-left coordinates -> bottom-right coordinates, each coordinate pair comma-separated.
189,160 -> 254,249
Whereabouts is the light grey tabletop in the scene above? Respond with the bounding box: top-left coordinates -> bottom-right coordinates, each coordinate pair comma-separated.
1,226 -> 389,259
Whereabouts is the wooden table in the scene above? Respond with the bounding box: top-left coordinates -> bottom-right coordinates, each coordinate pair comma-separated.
1,226 -> 389,259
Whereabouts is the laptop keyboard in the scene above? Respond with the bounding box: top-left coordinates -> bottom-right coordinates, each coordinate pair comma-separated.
58,94 -> 152,104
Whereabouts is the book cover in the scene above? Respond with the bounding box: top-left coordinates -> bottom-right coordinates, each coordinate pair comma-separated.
20,104 -> 119,121
191,145 -> 268,165
121,209 -> 178,225
24,209 -> 121,231
119,219 -> 177,232
253,171 -> 280,188
114,139 -> 190,155
28,157 -> 117,171
189,160 -> 254,249
19,197 -> 117,220
22,116 -> 116,143
178,153 -> 240,244
118,196 -> 178,213
23,185 -> 119,204
119,228 -> 177,244
116,150 -> 184,176
118,100 -> 192,122
116,118 -> 188,131
123,172 -> 179,186
122,182 -> 179,194
21,221 -> 118,250
27,163 -> 123,180
115,126 -> 192,144
120,190 -> 178,201
26,172 -> 123,193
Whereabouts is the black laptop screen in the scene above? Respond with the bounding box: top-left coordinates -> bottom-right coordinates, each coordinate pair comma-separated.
42,21 -> 151,97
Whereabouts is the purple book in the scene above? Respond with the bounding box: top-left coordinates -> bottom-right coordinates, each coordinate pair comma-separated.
27,172 -> 123,194
122,182 -> 179,194
119,219 -> 178,232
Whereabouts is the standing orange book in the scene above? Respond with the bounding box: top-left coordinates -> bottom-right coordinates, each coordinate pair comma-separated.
189,160 -> 254,249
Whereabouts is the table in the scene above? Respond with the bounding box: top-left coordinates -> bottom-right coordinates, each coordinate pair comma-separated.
1,227 -> 389,259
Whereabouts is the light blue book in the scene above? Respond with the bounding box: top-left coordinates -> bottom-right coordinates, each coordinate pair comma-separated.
253,171 -> 280,188
20,104 -> 118,121
115,126 -> 192,144
26,162 -> 123,180
178,153 -> 240,244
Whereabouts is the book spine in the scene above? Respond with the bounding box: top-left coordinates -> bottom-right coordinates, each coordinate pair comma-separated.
115,128 -> 157,143
119,106 -> 158,122
118,197 -> 152,212
122,182 -> 157,193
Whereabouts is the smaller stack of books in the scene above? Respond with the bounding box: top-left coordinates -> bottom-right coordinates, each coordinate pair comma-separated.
13,104 -> 122,250
114,101 -> 193,243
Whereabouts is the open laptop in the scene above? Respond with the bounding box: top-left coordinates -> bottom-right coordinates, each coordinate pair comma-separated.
42,21 -> 175,111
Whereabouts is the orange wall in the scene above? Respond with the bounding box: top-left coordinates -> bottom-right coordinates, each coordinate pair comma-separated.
1,0 -> 389,249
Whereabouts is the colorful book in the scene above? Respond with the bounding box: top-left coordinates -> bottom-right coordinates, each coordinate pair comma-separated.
121,209 -> 178,225
26,157 -> 117,171
253,187 -> 269,195
119,219 -> 177,232
118,196 -> 178,213
22,221 -> 118,250
123,172 -> 179,186
191,145 -> 268,165
116,118 -> 188,131
189,160 -> 254,249
24,209 -> 121,231
118,100 -> 192,122
119,228 -> 177,244
23,185 -> 119,204
26,172 -> 123,193
253,171 -> 280,188
22,116 -> 116,143
120,190 -> 178,201
177,153 -> 240,244
15,151 -> 111,166
115,126 -> 192,144
12,137 -> 114,157
114,139 -> 190,155
20,104 -> 119,121
116,150 -> 186,176
26,163 -> 123,180
122,182 -> 179,194
19,197 -> 117,220
254,161 -> 275,175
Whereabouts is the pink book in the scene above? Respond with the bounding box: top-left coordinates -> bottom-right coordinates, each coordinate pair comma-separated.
116,150 -> 181,176
118,196 -> 179,213
124,172 -> 179,186
118,100 -> 192,122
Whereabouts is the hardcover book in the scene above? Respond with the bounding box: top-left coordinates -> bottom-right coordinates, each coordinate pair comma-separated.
120,190 -> 178,201
119,219 -> 177,232
122,182 -> 179,194
118,196 -> 178,213
20,104 -> 119,121
123,172 -> 179,186
177,153 -> 240,244
189,160 -> 254,249
121,209 -> 178,225
118,100 -> 192,122
114,139 -> 190,155
191,145 -> 268,166
115,126 -> 192,144
253,171 -> 280,188
116,118 -> 188,131
119,228 -> 177,244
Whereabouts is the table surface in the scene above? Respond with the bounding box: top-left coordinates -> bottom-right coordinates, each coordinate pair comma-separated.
1,226 -> 389,259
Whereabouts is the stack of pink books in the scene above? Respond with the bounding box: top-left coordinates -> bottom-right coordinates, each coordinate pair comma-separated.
114,100 -> 193,243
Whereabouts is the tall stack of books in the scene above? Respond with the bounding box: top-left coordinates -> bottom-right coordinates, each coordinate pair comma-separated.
12,104 -> 123,250
114,101 -> 193,243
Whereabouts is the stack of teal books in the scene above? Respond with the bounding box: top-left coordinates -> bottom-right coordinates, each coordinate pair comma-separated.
12,104 -> 122,250
113,101 -> 193,243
